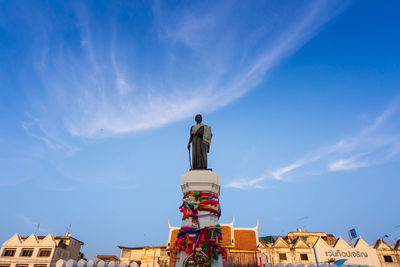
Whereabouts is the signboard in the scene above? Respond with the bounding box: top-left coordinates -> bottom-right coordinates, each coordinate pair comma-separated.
313,238 -> 380,267
349,229 -> 357,239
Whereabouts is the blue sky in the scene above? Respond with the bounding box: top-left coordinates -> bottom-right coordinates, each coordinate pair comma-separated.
1,0 -> 400,259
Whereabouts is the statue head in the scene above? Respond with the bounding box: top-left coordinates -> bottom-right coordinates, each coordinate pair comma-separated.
195,114 -> 202,123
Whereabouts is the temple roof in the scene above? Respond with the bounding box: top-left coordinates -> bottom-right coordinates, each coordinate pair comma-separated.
167,223 -> 259,252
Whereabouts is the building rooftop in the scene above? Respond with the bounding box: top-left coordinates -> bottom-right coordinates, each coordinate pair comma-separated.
118,245 -> 166,250
167,220 -> 259,252
2,233 -> 84,246
96,255 -> 120,261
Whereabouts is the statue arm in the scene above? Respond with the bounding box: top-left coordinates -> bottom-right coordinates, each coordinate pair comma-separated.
187,127 -> 193,150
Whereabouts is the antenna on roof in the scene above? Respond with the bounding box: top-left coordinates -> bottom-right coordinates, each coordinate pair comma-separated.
36,223 -> 40,234
65,224 -> 72,236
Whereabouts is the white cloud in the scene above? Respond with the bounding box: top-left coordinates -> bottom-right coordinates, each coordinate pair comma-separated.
270,97 -> 400,180
230,97 -> 400,189
327,154 -> 368,171
116,77 -> 134,96
271,162 -> 303,180
226,176 -> 266,189
21,1 -> 348,146
21,119 -> 78,155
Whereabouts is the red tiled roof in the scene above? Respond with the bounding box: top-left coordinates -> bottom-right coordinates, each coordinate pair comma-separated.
222,226 -> 232,247
167,226 -> 258,252
233,230 -> 258,251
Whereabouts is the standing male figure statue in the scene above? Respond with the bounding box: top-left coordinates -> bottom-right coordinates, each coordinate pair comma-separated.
187,114 -> 212,169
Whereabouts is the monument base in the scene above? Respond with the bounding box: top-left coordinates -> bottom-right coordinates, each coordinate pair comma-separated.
175,251 -> 223,267
174,170 -> 226,267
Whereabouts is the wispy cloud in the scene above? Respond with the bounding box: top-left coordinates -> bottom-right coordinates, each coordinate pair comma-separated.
15,1 -> 349,147
21,118 -> 78,155
226,176 -> 267,189
271,97 -> 400,183
229,97 -> 400,189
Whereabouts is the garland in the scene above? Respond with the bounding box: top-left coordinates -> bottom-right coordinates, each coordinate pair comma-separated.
174,191 -> 226,264
175,225 -> 227,264
179,191 -> 221,225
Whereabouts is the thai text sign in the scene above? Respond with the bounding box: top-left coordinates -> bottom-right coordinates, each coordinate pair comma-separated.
314,239 -> 380,267
324,249 -> 368,258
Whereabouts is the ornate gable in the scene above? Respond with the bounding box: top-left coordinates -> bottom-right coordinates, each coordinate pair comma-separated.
272,236 -> 290,248
293,237 -> 309,249
374,239 -> 393,251
394,240 -> 400,250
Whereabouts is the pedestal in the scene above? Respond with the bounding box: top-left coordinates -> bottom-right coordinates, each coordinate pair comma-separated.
174,170 -> 225,267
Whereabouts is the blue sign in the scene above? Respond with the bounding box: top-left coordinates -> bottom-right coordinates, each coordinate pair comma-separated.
349,228 -> 357,239
334,259 -> 348,266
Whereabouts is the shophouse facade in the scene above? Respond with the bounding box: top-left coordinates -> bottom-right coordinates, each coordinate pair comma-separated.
118,245 -> 169,267
0,233 -> 83,267
259,229 -> 400,267
374,239 -> 400,267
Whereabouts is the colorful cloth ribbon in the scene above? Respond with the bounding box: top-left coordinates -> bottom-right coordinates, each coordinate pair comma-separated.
174,225 -> 227,264
174,191 -> 226,264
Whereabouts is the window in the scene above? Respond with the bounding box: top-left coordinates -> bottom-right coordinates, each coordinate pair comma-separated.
34,265 -> 47,267
122,249 -> 131,258
384,256 -> 393,263
38,249 -> 52,257
0,265 -> 11,267
21,248 -> 34,257
279,253 -> 287,261
16,265 -> 28,267
300,254 -> 308,261
2,249 -> 16,257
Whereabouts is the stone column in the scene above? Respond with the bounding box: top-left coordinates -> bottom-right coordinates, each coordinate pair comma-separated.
174,170 -> 224,267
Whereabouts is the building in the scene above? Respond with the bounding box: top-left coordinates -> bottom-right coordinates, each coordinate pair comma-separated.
259,235 -> 313,266
259,228 -> 337,266
374,239 -> 400,267
259,228 -> 400,267
0,232 -> 83,267
118,246 -> 169,267
94,255 -> 120,264
167,219 -> 261,267
313,236 -> 381,267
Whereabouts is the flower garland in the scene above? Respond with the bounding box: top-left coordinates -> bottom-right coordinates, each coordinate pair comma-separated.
174,191 -> 226,264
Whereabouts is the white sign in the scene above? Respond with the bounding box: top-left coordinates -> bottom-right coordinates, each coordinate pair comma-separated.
313,237 -> 380,267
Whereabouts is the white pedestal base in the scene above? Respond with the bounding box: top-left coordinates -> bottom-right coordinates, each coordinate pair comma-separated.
175,170 -> 224,267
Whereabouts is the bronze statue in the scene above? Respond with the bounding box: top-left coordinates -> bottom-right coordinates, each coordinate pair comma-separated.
187,114 -> 212,169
